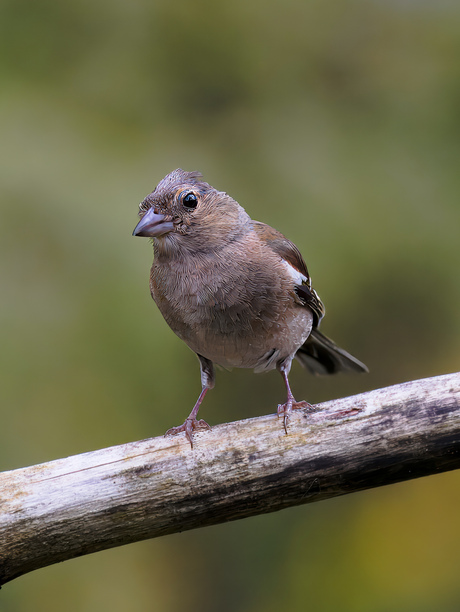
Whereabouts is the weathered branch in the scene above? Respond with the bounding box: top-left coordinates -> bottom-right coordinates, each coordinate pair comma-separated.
1,372 -> 459,586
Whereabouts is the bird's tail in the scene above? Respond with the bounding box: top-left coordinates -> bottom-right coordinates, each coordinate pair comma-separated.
295,329 -> 368,375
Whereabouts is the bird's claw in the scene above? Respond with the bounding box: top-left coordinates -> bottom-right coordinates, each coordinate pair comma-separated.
277,400 -> 314,434
165,417 -> 211,448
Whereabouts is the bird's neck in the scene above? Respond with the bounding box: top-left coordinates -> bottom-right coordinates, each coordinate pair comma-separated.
153,211 -> 251,263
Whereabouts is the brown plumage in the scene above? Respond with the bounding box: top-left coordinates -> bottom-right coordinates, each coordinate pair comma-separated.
133,169 -> 367,446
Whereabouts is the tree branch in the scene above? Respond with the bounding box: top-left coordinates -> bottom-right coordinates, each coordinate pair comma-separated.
1,372 -> 459,586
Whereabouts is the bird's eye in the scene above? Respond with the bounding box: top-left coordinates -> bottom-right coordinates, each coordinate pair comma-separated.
183,192 -> 198,209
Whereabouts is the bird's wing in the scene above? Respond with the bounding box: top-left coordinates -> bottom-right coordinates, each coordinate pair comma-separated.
252,221 -> 325,327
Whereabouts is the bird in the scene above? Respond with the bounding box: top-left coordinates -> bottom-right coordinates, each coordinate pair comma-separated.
133,169 -> 368,447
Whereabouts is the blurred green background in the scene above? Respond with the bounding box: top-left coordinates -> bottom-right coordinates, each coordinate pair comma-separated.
1,0 -> 460,610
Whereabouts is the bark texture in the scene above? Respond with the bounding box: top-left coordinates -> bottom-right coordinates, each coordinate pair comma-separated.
1,372 -> 459,586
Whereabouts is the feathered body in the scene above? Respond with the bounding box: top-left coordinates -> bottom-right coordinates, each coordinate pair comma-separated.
133,169 -> 367,445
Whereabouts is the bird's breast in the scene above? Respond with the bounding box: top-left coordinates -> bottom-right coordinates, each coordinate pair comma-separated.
150,250 -> 313,370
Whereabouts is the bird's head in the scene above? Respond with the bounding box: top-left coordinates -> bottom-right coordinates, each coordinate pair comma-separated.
133,169 -> 250,258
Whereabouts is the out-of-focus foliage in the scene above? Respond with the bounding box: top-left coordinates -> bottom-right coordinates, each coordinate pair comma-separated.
1,0 -> 459,610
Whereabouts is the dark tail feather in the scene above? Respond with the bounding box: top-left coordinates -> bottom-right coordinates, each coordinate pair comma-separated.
295,329 -> 368,375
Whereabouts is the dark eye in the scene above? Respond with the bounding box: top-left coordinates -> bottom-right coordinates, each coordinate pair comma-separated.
183,192 -> 198,209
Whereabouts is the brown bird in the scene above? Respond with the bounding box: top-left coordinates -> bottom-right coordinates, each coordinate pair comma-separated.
133,169 -> 367,446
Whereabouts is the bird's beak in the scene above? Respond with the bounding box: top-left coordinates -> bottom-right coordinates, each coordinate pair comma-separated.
132,208 -> 175,238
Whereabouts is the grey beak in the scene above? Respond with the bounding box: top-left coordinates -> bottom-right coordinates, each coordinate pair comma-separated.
132,208 -> 175,238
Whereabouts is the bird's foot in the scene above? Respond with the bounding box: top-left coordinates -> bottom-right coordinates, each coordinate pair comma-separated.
165,418 -> 211,448
277,400 -> 313,434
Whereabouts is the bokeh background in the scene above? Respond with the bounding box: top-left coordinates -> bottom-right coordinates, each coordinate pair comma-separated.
1,0 -> 460,610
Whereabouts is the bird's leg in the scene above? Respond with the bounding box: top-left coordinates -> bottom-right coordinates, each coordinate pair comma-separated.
165,354 -> 214,448
277,362 -> 313,434
165,386 -> 211,447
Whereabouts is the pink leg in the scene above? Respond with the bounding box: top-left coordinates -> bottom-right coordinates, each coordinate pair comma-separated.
165,387 -> 211,448
277,367 -> 313,434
